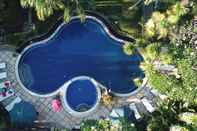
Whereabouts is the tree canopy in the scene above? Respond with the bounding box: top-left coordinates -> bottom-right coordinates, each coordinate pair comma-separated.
20,0 -> 84,22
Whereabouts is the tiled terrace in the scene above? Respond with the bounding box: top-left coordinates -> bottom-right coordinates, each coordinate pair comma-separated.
0,46 -> 158,129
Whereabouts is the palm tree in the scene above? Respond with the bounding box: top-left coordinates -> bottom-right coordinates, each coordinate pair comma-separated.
20,0 -> 85,22
20,0 -> 64,21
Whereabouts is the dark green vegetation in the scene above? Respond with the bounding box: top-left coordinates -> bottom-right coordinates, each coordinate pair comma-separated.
137,0 -> 197,130
0,0 -> 144,47
146,99 -> 197,131
80,118 -> 137,131
0,0 -> 197,130
0,103 -> 10,129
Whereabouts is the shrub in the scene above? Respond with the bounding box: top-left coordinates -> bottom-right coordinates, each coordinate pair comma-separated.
80,119 -> 137,131
147,99 -> 197,131
134,78 -> 143,88
144,2 -> 189,39
101,93 -> 114,108
122,42 -> 135,55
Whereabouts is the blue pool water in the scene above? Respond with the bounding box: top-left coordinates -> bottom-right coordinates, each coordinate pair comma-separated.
18,17 -> 143,95
66,79 -> 98,112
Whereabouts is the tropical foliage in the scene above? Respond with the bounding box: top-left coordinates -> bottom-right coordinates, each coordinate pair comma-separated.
20,0 -> 84,22
139,43 -> 173,65
20,0 -> 65,21
141,50 -> 197,104
122,42 -> 135,55
145,2 -> 189,39
179,112 -> 197,125
170,125 -> 190,131
140,11 -> 197,104
146,99 -> 197,131
80,118 -> 137,131
133,77 -> 143,87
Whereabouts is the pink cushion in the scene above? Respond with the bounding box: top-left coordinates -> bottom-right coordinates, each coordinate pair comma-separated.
51,99 -> 62,112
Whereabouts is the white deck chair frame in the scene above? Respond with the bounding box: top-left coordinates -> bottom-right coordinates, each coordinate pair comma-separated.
129,103 -> 141,120
141,98 -> 155,113
0,63 -> 6,69
0,72 -> 7,79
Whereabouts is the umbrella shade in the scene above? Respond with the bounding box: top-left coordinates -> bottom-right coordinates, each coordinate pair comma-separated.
9,101 -> 37,127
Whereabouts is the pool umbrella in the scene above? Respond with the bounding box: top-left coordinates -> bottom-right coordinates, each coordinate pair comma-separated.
9,101 -> 37,127
51,99 -> 62,112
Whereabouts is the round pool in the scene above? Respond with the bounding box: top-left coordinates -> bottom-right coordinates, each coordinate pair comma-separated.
62,76 -> 101,116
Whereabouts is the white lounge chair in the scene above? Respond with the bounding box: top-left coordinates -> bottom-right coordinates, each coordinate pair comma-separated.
0,72 -> 7,79
107,108 -> 124,125
109,108 -> 124,118
129,103 -> 141,120
0,62 -> 6,69
6,97 -> 22,111
141,98 -> 155,113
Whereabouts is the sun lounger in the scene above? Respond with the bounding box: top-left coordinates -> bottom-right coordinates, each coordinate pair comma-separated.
5,97 -> 21,111
129,103 -> 141,120
141,98 -> 155,113
0,62 -> 6,69
107,108 -> 124,125
109,108 -> 124,118
0,72 -> 7,79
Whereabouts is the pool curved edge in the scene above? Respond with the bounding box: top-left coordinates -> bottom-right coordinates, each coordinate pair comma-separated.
15,15 -> 144,97
16,12 -> 135,53
61,76 -> 101,117
15,15 -> 125,97
15,53 -> 62,97
112,77 -> 148,97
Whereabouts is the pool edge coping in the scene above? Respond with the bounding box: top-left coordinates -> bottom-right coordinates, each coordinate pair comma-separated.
61,76 -> 101,117
15,15 -> 144,98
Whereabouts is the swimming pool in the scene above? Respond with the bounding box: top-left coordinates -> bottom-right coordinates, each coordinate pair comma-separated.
62,76 -> 101,116
16,16 -> 143,97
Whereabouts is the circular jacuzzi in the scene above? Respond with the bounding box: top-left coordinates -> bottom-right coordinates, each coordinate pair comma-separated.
62,76 -> 101,116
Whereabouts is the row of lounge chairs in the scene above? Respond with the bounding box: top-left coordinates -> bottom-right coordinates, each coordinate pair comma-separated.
0,62 -> 14,102
108,97 -> 155,122
108,88 -> 167,122
0,62 -> 7,79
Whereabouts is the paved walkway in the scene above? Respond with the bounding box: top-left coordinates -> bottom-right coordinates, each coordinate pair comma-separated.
0,47 -> 158,129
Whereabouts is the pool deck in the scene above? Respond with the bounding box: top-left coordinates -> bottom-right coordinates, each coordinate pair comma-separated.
0,46 -> 158,129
